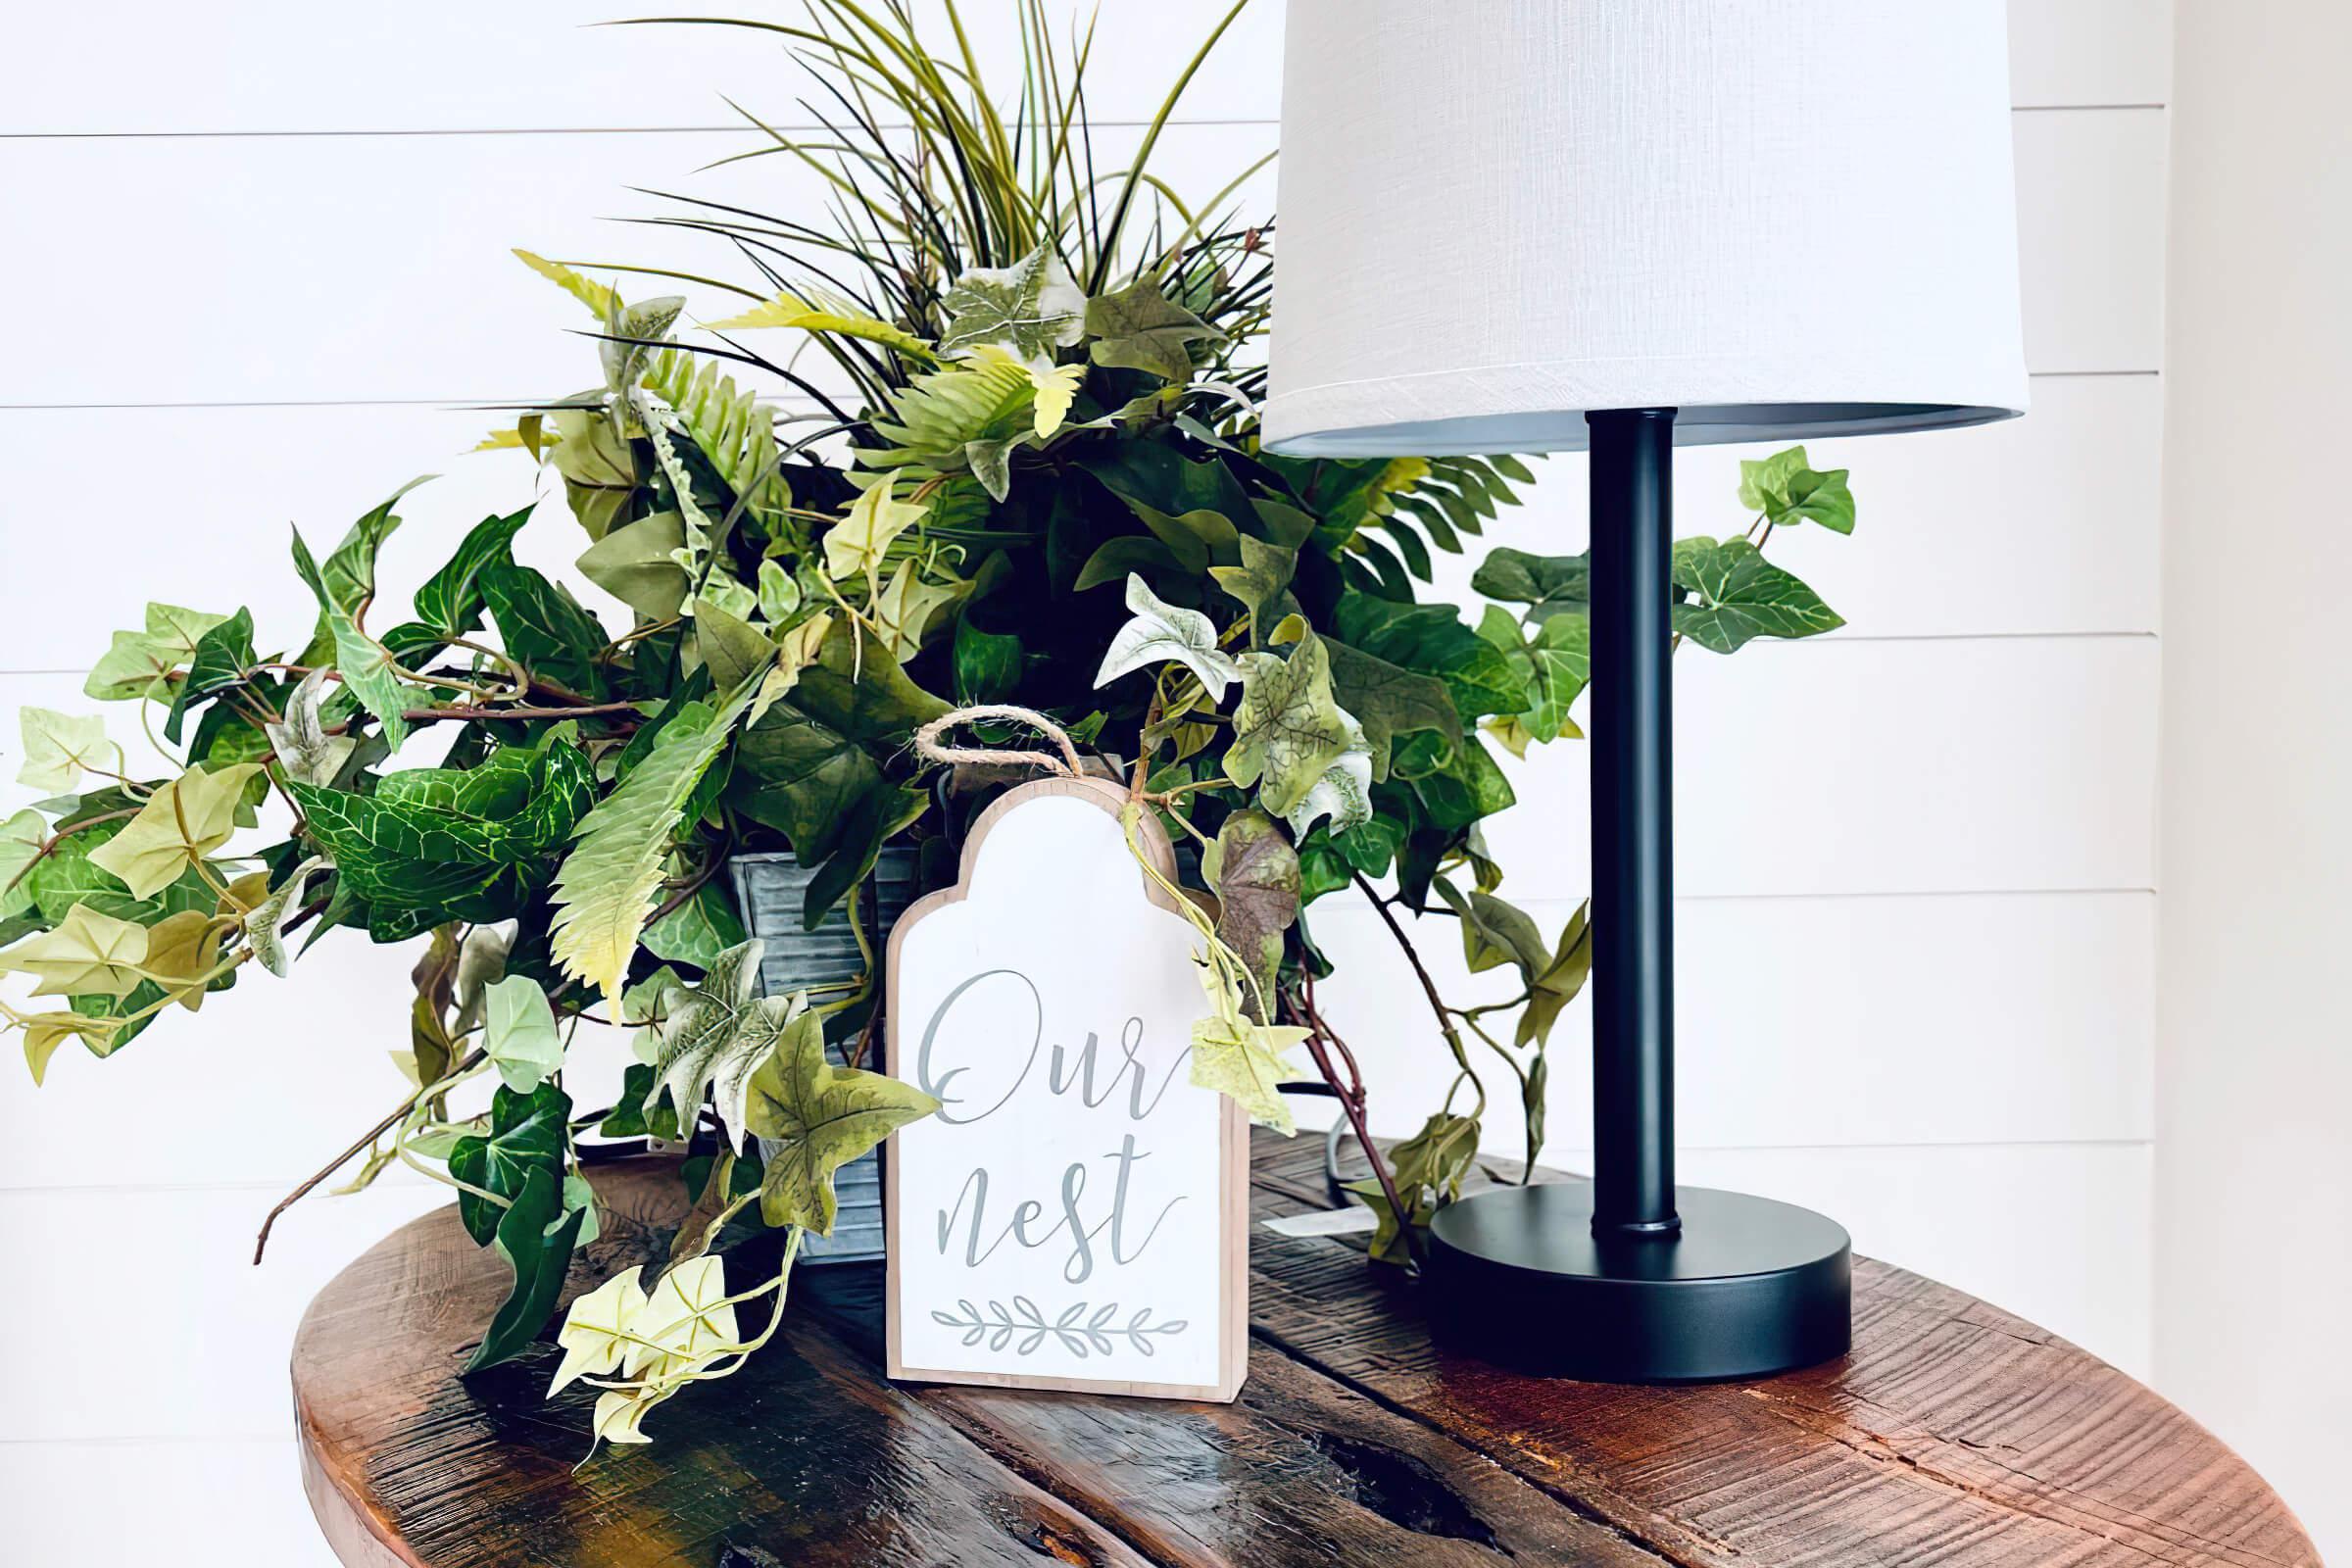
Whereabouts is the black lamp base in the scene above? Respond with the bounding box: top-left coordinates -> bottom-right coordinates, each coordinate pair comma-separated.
1425,1180 -> 1852,1382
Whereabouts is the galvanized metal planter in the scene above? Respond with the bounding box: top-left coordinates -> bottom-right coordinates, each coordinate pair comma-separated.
729,847 -> 924,1265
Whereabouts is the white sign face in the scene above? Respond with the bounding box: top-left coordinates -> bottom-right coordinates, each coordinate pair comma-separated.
885,778 -> 1247,1401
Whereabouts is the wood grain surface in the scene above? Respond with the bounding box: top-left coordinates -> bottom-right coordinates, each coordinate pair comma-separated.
292,1137 -> 2317,1568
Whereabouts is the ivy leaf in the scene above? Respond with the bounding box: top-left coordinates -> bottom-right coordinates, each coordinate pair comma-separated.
822,479 -> 930,586
162,608 -> 257,745
577,512 -> 690,621
599,1063 -> 683,1141
1189,1010 -> 1307,1135
84,603 -> 231,704
1208,810 -> 1299,1024
1227,623 -> 1355,819
1472,547 -> 1590,625
1286,721 -> 1374,842
416,508 -> 533,639
550,682 -> 760,1007
264,669 -> 358,787
465,1163 -> 589,1374
625,1253 -> 739,1380
1739,446 -> 1855,533
290,526 -> 410,752
1437,881 -> 1549,980
1207,534 -> 1298,645
0,809 -> 44,922
482,563 -> 610,697
87,762 -> 261,900
1085,277 -> 1222,382
0,904 -> 149,997
938,242 -> 1086,366
548,1265 -> 651,1397
287,744 -> 594,933
745,1004 -> 940,1232
870,563 -> 964,662
642,878 -> 748,972
248,856 -> 325,979
788,620 -> 953,744
448,1082 -> 571,1248
550,406 -> 637,542
1094,572 -> 1242,702
643,940 -> 769,1148
1670,537 -> 1844,653
1518,901 -> 1592,1049
16,709 -> 118,795
22,1008 -> 121,1086
484,974 -> 565,1094
1332,593 -> 1528,723
689,596 -> 775,694
1322,639 -> 1461,781
952,617 -> 1023,705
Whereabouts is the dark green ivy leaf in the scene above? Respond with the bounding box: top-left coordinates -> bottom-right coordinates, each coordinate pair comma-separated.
448,1081 -> 572,1247
463,1163 -> 588,1373
162,607 -> 255,745
1470,548 -> 1589,624
481,562 -> 610,695
416,508 -> 533,639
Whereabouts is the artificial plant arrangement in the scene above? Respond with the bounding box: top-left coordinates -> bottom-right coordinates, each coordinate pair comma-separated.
0,0 -> 1856,1450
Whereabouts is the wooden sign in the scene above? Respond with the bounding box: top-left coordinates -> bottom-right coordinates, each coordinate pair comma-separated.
884,776 -> 1248,1401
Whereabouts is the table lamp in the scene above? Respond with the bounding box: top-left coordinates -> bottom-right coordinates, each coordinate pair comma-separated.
1265,0 -> 2029,1381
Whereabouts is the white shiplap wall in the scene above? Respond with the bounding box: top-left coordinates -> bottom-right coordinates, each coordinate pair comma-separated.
0,6 -> 2172,1563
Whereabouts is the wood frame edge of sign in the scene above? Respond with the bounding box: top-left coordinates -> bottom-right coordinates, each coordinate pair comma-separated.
881,775 -> 1251,1404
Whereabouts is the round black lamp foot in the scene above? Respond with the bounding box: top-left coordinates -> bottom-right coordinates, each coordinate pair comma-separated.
1425,1180 -> 1852,1382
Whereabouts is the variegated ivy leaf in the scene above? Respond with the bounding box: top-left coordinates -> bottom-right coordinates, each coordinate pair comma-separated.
87,762 -> 261,901
22,1008 -> 120,1086
248,856 -> 325,979
549,680 -> 761,1007
703,289 -> 938,363
138,909 -> 223,1012
745,1004 -> 940,1232
871,563 -> 962,662
16,709 -> 119,796
823,479 -> 930,586
0,808 -> 44,922
1085,277 -> 1223,383
0,904 -> 148,998
1284,715 -> 1373,841
84,603 -> 230,703
548,1264 -> 651,1396
625,1253 -> 740,1381
265,668 -> 358,787
1187,962 -> 1306,1135
1094,573 -> 1241,702
1669,537 -> 1843,654
484,973 -> 565,1094
643,939 -> 767,1145
938,243 -> 1086,368
1225,621 -> 1355,820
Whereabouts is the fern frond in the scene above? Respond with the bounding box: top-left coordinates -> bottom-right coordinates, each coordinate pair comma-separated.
704,289 -> 938,363
860,351 -> 1036,470
514,249 -> 620,318
549,684 -> 758,1005
641,348 -> 793,530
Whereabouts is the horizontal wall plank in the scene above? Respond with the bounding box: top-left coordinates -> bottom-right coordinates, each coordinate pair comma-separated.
2016,108 -> 2170,372
0,374 -> 2161,675
0,109 -> 2151,409
4,1 -> 2153,138
4,1182 -> 448,1443
1299,889 -> 2155,1155
1478,634 -> 2159,900
0,1438 -> 333,1567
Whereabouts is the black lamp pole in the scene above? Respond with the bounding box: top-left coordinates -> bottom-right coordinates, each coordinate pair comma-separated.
1423,408 -> 1853,1383
1588,408 -> 1680,1241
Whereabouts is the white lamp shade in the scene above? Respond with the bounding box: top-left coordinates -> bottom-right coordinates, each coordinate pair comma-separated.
1264,1 -> 2031,456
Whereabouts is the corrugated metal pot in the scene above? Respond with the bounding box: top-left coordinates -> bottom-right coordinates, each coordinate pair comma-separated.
729,847 -> 925,1265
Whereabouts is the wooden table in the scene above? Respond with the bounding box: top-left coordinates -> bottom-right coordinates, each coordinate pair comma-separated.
294,1135 -> 2317,1567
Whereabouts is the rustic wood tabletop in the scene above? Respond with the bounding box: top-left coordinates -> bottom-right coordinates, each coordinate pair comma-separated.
292,1134 -> 2317,1567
